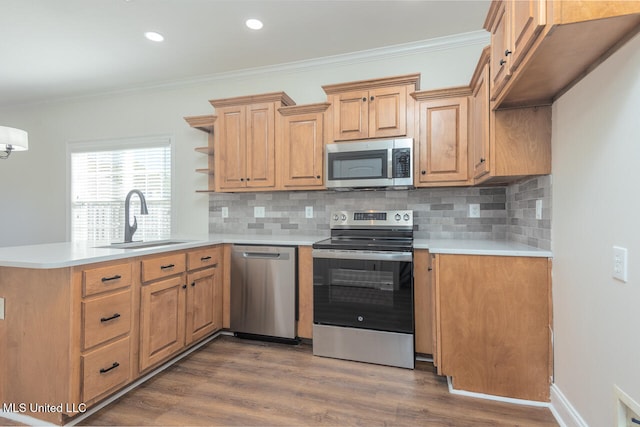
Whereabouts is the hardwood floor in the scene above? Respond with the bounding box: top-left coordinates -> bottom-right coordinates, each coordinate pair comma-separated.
74,335 -> 558,426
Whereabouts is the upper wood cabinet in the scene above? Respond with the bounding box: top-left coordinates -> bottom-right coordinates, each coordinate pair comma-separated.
412,88 -> 471,187
322,74 -> 420,142
277,103 -> 330,190
486,0 -> 640,108
210,92 -> 295,192
434,254 -> 552,401
486,0 -> 545,101
470,47 -> 491,180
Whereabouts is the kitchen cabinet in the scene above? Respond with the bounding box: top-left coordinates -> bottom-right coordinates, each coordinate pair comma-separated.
434,253 -> 552,401
486,0 -> 545,101
184,114 -> 216,192
322,74 -> 420,142
277,103 -> 330,190
139,247 -> 222,371
210,92 -> 295,192
297,245 -> 314,339
486,0 -> 640,108
413,250 -> 435,355
470,47 -> 491,179
468,46 -> 552,184
412,88 -> 471,186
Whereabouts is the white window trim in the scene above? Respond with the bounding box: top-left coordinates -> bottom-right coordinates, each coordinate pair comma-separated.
65,134 -> 176,242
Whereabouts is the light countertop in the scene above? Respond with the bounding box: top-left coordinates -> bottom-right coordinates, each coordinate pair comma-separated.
0,235 -> 550,269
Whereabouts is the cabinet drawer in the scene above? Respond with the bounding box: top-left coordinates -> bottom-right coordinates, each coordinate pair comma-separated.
141,253 -> 186,283
82,336 -> 131,403
83,262 -> 132,297
187,246 -> 221,271
82,290 -> 131,350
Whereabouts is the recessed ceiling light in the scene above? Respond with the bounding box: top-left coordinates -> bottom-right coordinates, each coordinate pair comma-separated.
144,31 -> 164,42
245,18 -> 263,30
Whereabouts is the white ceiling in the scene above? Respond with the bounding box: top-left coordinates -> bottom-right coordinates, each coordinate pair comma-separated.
0,0 -> 490,108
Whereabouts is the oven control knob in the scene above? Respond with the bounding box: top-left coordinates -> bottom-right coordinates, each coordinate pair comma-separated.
395,213 -> 401,221
341,214 -> 347,221
357,316 -> 364,322
333,214 -> 339,221
404,213 -> 410,221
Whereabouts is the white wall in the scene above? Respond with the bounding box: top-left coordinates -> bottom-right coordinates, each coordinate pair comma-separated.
552,33 -> 640,426
0,33 -> 487,247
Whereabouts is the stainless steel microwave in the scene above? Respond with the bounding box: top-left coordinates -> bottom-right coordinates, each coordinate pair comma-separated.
325,138 -> 413,189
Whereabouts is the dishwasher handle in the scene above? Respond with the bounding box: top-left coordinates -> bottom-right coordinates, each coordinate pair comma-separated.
243,252 -> 281,259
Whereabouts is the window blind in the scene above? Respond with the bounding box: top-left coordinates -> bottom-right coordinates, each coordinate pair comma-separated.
70,137 -> 172,243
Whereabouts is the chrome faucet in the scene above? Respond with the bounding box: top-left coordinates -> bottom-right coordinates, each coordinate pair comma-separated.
124,189 -> 149,243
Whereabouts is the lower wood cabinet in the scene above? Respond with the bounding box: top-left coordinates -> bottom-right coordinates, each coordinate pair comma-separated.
433,254 -> 552,401
186,262 -> 223,344
413,250 -> 435,355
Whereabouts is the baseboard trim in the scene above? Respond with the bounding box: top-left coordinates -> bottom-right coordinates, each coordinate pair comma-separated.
549,383 -> 589,427
446,377 -> 551,408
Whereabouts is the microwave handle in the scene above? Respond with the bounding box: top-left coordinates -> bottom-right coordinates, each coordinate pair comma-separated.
387,148 -> 394,179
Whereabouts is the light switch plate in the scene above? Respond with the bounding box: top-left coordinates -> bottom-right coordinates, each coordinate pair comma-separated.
305,206 -> 313,218
221,207 -> 228,218
613,246 -> 628,282
468,204 -> 480,218
254,206 -> 265,218
0,297 -> 5,320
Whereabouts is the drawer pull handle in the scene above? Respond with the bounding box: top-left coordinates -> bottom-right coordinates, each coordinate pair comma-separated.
160,264 -> 175,270
101,275 -> 122,282
200,256 -> 212,261
99,362 -> 120,374
100,313 -> 121,323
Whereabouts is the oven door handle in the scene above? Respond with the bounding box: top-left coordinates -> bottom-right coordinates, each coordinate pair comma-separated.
312,249 -> 412,262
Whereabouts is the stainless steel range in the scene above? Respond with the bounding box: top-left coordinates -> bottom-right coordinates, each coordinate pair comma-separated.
312,210 -> 414,369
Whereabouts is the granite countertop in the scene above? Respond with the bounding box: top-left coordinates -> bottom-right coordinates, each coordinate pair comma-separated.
0,235 -> 551,269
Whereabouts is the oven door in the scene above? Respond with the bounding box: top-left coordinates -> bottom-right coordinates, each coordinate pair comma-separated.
312,250 -> 413,333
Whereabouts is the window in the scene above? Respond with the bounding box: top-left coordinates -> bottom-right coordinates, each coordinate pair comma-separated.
69,136 -> 172,243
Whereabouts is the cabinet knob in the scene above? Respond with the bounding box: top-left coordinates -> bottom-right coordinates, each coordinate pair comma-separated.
191,282 -> 196,287
505,49 -> 512,56
480,158 -> 486,163
362,97 -> 367,102
427,267 -> 433,271
370,96 -> 374,101
182,284 -> 187,289
316,175 -> 321,179
421,170 -> 426,175
499,59 -> 507,66
246,177 -> 250,181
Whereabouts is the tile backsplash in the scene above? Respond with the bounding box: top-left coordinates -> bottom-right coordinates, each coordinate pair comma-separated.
506,175 -> 552,250
209,176 -> 552,249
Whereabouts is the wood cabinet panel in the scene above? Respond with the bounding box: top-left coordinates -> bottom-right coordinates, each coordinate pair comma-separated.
246,103 -> 276,187
413,250 -> 434,355
470,48 -> 491,180
82,289 -> 131,350
185,266 -> 221,344
81,336 -> 131,403
139,275 -> 186,371
141,253 -> 186,283
83,262 -> 131,297
415,95 -> 469,185
333,90 -> 369,140
187,246 -> 221,271
488,1 -> 510,100
297,246 -> 313,339
217,107 -> 246,190
369,86 -> 407,138
278,104 -> 328,189
436,254 -> 551,401
510,0 -> 545,72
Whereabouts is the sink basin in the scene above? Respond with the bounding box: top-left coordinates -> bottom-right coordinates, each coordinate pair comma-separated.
95,240 -> 191,250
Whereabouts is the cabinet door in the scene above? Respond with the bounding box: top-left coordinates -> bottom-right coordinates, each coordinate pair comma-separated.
185,266 -> 221,344
217,106 -> 247,190
246,102 -> 276,188
437,254 -> 551,401
281,112 -> 325,188
489,1 -> 510,100
471,60 -> 490,180
510,0 -> 545,72
333,90 -> 369,141
369,86 -> 407,138
413,250 -> 433,355
416,97 -> 469,185
139,275 -> 186,371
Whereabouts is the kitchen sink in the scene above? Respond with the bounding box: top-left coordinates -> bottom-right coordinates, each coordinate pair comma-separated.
95,240 -> 191,249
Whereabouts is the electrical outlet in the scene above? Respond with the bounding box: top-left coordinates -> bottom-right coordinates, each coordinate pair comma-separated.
536,199 -> 543,220
305,206 -> 313,219
0,297 -> 5,320
221,207 -> 228,218
254,206 -> 265,218
613,246 -> 628,282
468,204 -> 480,218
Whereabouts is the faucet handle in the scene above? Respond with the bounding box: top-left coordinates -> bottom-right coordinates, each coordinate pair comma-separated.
130,216 -> 138,234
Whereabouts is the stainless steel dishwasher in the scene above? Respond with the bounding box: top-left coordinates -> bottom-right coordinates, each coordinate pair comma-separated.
230,245 -> 297,341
